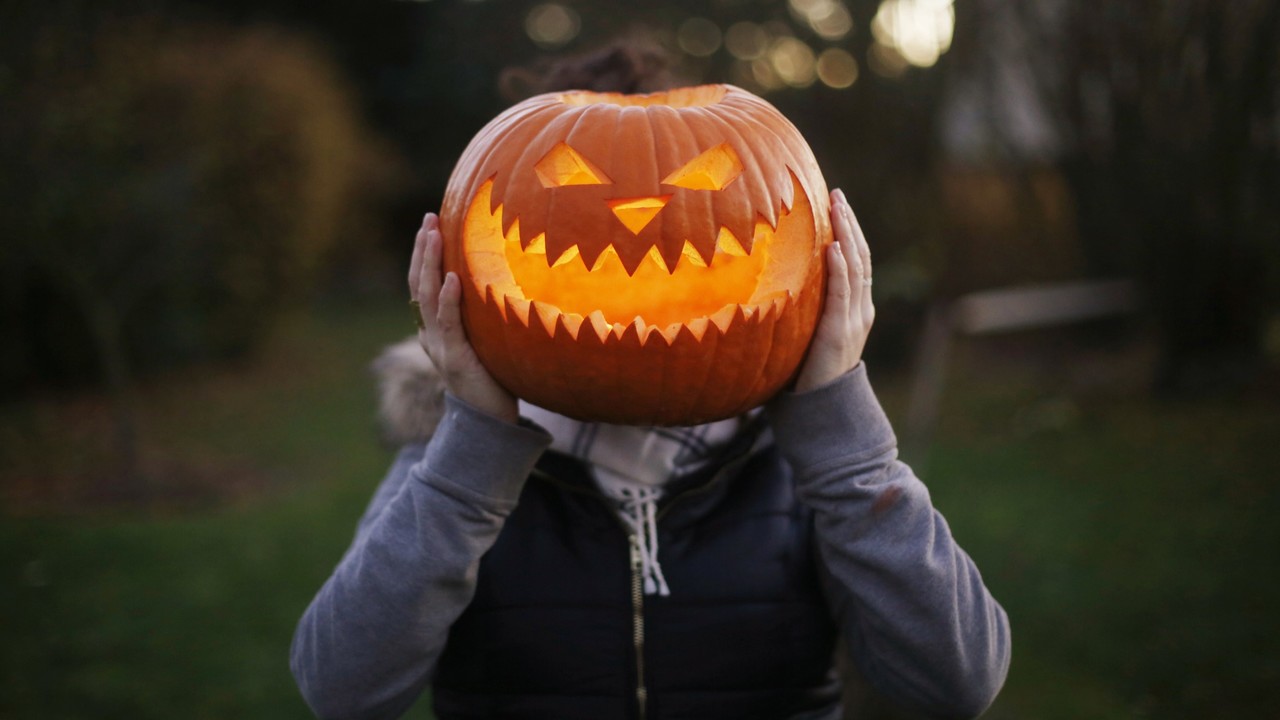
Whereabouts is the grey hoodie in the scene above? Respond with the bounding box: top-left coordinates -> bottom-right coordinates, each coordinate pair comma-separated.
291,343 -> 1011,719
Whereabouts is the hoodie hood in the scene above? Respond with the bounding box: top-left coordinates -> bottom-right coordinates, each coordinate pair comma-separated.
372,337 -> 446,446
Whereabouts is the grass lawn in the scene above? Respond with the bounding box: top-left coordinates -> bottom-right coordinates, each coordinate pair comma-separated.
1,300 -> 415,719
2,302 -> 1278,719
914,345 -> 1280,720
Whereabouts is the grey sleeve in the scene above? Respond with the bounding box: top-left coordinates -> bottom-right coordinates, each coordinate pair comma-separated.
767,364 -> 1011,719
290,395 -> 551,720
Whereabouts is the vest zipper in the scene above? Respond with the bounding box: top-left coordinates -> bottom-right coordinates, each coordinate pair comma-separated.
532,460 -> 759,719
629,533 -> 648,719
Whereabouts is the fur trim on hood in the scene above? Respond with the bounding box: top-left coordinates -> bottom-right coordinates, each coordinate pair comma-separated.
372,337 -> 446,445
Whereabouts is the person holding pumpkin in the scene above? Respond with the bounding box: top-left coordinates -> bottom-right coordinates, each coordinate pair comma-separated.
292,42 -> 1009,720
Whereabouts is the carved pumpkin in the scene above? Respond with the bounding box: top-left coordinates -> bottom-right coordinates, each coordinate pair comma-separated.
439,84 -> 831,425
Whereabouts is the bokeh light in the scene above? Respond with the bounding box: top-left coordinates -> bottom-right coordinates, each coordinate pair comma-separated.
871,0 -> 955,68
810,4 -> 854,41
867,40 -> 909,78
750,58 -> 785,91
678,17 -> 723,57
816,47 -> 859,88
525,3 -> 580,49
725,21 -> 770,60
769,37 -> 817,88
789,0 -> 854,41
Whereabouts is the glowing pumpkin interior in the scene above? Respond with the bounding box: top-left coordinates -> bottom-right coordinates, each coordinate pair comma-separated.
462,170 -> 815,343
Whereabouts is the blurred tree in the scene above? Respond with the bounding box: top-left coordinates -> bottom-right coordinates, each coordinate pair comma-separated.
99,0 -> 957,366
0,15 -> 399,489
957,0 -> 1280,393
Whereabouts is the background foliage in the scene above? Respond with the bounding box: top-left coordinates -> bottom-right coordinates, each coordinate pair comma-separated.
2,0 -> 1278,718
1,15 -> 399,392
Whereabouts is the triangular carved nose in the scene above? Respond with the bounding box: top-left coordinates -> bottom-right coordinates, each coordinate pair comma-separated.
607,195 -> 672,235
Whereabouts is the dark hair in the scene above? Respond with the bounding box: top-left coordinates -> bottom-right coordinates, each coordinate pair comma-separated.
499,35 -> 679,101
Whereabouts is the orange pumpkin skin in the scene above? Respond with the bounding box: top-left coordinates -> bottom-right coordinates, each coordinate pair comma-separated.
439,84 -> 831,425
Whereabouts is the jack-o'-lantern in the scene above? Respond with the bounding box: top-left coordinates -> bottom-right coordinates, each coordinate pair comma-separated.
439,84 -> 831,425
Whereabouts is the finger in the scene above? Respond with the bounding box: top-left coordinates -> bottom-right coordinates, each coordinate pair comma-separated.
826,241 -> 852,309
847,204 -> 871,287
437,271 -> 469,367
839,201 -> 874,329
831,191 -> 862,291
408,213 -> 437,298
418,226 -> 445,321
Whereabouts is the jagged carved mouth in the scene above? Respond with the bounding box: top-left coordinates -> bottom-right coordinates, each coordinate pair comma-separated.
462,173 -> 814,345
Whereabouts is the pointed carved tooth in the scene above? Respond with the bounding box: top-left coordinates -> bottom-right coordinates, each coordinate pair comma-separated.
680,240 -> 708,268
684,316 -> 710,341
505,294 -> 532,326
715,228 -> 748,257
645,246 -> 670,273
524,234 -> 546,254
661,322 -> 684,344
709,303 -> 737,333
532,301 -> 560,332
722,212 -> 756,254
611,321 -> 627,340
756,297 -> 777,322
590,245 -> 620,272
560,312 -> 584,340
631,316 -> 649,345
761,294 -> 788,322
495,202 -> 513,235
587,310 -> 611,342
753,218 -> 774,245
502,217 -> 521,244
484,284 -> 506,322
549,244 -> 580,268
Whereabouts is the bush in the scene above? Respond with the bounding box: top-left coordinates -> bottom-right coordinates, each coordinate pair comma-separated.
1,19 -> 399,394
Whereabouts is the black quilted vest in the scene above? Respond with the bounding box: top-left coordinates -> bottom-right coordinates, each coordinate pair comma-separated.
432,440 -> 841,720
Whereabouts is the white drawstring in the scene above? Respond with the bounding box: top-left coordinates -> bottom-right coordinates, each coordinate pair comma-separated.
518,400 -> 758,597
611,484 -> 670,596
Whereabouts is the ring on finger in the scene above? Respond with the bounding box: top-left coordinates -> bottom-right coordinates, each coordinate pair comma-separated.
409,299 -> 426,329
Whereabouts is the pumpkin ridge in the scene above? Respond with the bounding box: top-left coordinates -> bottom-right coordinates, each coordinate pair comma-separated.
713,102 -> 796,226
721,96 -> 824,224
502,104 -> 594,240
480,101 -> 564,216
676,108 -> 743,262
648,105 -> 706,265
537,103 -> 618,258
703,108 -> 776,249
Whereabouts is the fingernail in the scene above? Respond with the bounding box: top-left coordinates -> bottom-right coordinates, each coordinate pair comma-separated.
835,189 -> 848,206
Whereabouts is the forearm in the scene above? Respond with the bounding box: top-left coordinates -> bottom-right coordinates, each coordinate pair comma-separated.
290,395 -> 550,720
768,365 -> 1010,719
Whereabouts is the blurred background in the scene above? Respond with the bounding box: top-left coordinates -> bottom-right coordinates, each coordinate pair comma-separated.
2,0 -> 1278,718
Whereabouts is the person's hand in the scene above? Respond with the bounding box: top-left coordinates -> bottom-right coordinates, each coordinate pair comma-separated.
410,213 -> 518,423
793,189 -> 875,393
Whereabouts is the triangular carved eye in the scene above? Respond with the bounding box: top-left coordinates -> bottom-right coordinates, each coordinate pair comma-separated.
535,143 -> 612,188
662,143 -> 744,190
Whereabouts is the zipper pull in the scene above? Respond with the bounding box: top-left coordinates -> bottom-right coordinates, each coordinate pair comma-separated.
629,533 -> 642,568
